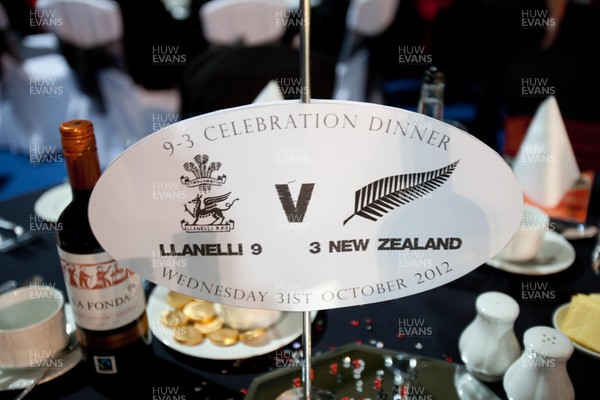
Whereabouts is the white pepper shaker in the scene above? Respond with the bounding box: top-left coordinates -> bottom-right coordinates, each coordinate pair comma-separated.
503,326 -> 574,400
458,291 -> 521,382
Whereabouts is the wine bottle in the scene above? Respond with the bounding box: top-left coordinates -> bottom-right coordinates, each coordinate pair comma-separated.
55,120 -> 152,394
417,66 -> 445,121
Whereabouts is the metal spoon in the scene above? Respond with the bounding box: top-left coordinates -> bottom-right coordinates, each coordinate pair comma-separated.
0,276 -> 44,296
552,221 -> 599,240
0,280 -> 17,295
592,244 -> 600,275
0,216 -> 38,253
510,255 -> 557,266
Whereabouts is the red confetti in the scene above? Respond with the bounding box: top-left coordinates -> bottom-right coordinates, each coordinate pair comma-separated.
400,385 -> 408,396
352,359 -> 362,369
328,345 -> 337,351
350,320 -> 359,327
444,355 -> 453,363
396,333 -> 406,340
373,378 -> 383,390
365,318 -> 374,324
240,388 -> 248,395
355,339 -> 363,345
293,377 -> 302,388
329,362 -> 338,374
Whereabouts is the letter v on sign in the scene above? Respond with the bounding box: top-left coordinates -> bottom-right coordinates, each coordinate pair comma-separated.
275,183 -> 315,223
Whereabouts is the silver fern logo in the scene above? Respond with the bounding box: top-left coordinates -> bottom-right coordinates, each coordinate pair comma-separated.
343,160 -> 460,225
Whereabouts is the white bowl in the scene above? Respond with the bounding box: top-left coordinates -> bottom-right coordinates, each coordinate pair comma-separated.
213,303 -> 282,331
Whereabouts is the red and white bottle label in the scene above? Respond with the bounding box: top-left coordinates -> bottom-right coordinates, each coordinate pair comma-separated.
57,248 -> 146,331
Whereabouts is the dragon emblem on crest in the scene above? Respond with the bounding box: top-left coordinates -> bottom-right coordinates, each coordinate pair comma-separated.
180,154 -> 238,232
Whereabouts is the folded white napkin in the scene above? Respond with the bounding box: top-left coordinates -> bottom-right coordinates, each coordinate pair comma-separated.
512,96 -> 580,208
253,80 -> 284,103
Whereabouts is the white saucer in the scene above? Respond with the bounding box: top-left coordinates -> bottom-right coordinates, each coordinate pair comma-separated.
147,285 -> 317,360
33,183 -> 72,223
486,230 -> 575,275
552,303 -> 600,360
0,304 -> 82,391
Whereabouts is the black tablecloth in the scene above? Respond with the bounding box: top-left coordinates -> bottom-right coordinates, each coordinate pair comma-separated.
0,186 -> 599,400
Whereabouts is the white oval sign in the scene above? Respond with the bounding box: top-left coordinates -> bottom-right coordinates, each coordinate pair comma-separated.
89,100 -> 522,311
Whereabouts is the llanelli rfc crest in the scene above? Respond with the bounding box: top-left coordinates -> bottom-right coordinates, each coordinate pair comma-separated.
180,154 -> 238,232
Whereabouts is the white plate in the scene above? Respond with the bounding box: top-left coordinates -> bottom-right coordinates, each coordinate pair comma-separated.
486,230 -> 575,275
33,183 -> 72,223
147,285 -> 316,360
0,304 -> 82,391
552,303 -> 600,360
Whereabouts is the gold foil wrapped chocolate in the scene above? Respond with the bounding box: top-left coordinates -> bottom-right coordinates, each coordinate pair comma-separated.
183,300 -> 216,323
167,291 -> 197,309
194,317 -> 224,334
173,325 -> 205,345
239,327 -> 269,344
161,290 -> 274,348
160,310 -> 189,328
208,328 -> 240,346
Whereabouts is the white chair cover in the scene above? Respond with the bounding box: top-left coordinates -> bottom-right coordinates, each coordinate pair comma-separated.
0,2 -> 96,154
332,47 -> 369,102
333,0 -> 401,103
97,67 -> 181,150
0,52 -> 86,153
35,0 -> 123,48
346,0 -> 401,37
35,0 -> 180,161
200,0 -> 288,46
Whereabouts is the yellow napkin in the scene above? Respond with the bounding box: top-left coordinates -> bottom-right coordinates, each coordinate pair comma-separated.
561,293 -> 600,353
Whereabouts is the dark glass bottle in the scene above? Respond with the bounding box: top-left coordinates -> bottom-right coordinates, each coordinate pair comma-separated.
55,120 -> 152,396
417,66 -> 445,121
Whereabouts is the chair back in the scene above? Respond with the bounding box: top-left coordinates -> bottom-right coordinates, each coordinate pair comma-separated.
200,0 -> 288,46
97,67 -> 181,148
0,1 -> 114,161
346,0 -> 400,37
0,3 -> 8,31
180,44 -> 335,118
34,0 -> 125,105
35,0 -> 123,48
333,0 -> 400,102
0,52 -> 84,153
0,53 -> 35,152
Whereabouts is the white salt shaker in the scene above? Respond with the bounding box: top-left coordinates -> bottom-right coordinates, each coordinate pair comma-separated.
503,326 -> 574,400
458,291 -> 521,382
